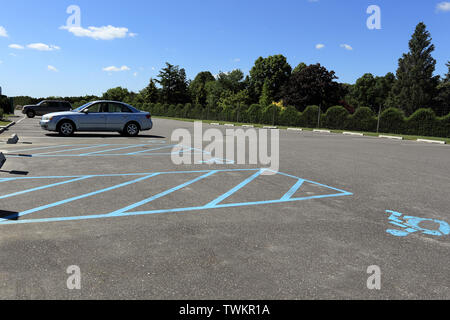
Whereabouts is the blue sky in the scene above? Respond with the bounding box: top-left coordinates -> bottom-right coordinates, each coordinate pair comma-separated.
0,0 -> 449,97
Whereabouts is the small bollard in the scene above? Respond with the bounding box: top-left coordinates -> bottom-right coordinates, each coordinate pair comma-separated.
0,152 -> 6,169
7,134 -> 19,144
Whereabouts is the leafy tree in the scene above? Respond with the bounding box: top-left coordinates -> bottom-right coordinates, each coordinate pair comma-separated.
249,54 -> 292,102
156,62 -> 190,105
445,61 -> 450,82
388,22 -> 439,115
292,62 -> 307,74
281,63 -> 341,111
140,78 -> 159,103
259,80 -> 272,107
348,72 -> 395,112
205,70 -> 246,110
102,87 -> 131,102
216,69 -> 246,93
189,71 -> 215,106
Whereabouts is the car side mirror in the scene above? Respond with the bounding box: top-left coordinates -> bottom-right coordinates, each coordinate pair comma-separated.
82,109 -> 89,114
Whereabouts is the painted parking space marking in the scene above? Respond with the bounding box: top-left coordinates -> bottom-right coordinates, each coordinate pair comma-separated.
0,169 -> 352,225
34,144 -> 110,155
2,142 -> 235,163
386,210 -> 450,237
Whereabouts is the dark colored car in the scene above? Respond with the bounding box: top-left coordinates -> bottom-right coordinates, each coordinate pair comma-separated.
22,100 -> 72,118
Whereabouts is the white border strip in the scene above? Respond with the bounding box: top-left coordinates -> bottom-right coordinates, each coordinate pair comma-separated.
416,139 -> 446,145
379,135 -> 403,140
343,132 -> 363,136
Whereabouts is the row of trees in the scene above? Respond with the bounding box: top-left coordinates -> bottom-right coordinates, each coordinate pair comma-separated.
11,22 -> 450,134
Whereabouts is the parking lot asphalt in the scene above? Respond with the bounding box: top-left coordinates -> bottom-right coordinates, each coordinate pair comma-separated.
0,111 -> 449,299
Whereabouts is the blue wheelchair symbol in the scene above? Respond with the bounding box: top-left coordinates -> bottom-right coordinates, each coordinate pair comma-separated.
386,210 -> 450,237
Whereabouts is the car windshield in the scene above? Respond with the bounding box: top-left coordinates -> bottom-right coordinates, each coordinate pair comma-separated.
72,102 -> 94,112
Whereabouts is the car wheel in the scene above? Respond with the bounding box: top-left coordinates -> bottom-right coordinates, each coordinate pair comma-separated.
26,110 -> 35,118
124,122 -> 140,137
58,121 -> 75,136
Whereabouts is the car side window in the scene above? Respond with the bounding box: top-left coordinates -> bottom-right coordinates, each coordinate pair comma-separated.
86,103 -> 102,113
49,102 -> 59,109
108,103 -> 132,113
40,102 -> 48,108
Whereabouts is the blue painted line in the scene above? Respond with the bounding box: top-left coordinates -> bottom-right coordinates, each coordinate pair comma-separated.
34,144 -> 110,155
20,152 -> 206,158
79,144 -> 149,156
0,191 -> 352,225
125,144 -> 177,155
0,174 -> 158,221
280,179 -> 305,200
4,144 -> 84,153
0,169 -> 260,182
108,171 -> 218,216
274,170 -> 353,196
204,169 -> 265,208
0,176 -> 92,200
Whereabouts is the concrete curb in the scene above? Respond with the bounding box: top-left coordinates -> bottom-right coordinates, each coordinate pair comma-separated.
263,126 -> 277,129
416,139 -> 446,145
241,125 -> 254,128
343,132 -> 364,136
0,121 -> 16,134
287,128 -> 303,132
224,124 -> 235,127
210,123 -> 220,125
313,129 -> 331,133
379,135 -> 403,140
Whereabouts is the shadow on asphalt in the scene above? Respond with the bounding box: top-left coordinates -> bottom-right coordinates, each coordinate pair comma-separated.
45,133 -> 166,139
0,210 -> 19,221
0,170 -> 29,175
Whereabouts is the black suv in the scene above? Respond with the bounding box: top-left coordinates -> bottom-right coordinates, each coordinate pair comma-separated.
22,100 -> 72,118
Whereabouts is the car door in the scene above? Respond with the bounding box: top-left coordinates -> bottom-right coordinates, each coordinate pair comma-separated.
47,101 -> 61,114
105,103 -> 133,131
77,102 -> 107,131
36,101 -> 51,115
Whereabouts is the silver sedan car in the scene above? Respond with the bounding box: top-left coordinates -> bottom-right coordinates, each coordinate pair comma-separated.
39,100 -> 153,137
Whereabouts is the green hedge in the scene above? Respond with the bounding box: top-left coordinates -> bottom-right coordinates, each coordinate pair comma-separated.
138,102 -> 450,138
379,107 -> 405,134
323,106 -> 349,129
348,107 -> 377,132
299,105 -> 319,128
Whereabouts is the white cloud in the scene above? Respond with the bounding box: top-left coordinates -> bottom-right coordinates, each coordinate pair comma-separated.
102,65 -> 130,72
436,2 -> 450,12
9,44 -> 24,50
47,65 -> 59,72
0,60 -> 3,64
9,53 -> 17,56
61,25 -> 136,40
233,58 -> 241,62
133,72 -> 138,77
340,44 -> 353,50
0,26 -> 8,37
315,43 -> 325,50
27,43 -> 60,51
